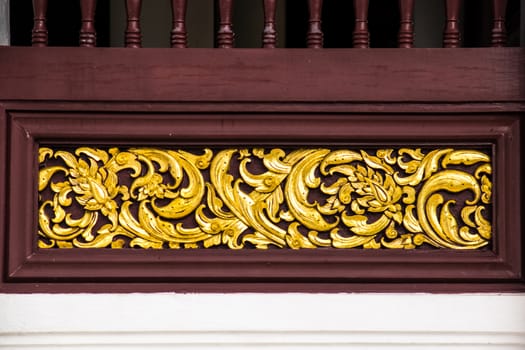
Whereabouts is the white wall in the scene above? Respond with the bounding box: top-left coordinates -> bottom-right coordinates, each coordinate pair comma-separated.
1,293 -> 524,349
0,0 -> 9,46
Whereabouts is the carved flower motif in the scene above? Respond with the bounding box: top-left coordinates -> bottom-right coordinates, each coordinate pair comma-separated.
348,165 -> 402,219
67,158 -> 120,228
137,173 -> 167,200
324,164 -> 403,224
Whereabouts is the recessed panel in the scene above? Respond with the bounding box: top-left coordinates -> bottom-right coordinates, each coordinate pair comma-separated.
38,146 -> 493,251
1,111 -> 522,292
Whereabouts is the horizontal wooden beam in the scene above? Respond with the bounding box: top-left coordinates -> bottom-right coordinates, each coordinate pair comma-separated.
0,47 -> 523,103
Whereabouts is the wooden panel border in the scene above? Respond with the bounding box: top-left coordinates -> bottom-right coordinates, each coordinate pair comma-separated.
0,109 -> 523,292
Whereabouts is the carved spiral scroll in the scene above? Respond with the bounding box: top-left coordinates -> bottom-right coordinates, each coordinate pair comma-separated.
39,147 -> 492,250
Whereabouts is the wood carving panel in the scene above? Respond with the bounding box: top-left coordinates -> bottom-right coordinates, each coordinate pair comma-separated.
38,146 -> 492,250
0,48 -> 523,292
1,108 -> 522,292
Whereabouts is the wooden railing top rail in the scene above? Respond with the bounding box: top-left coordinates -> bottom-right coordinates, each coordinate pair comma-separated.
29,0 -> 511,49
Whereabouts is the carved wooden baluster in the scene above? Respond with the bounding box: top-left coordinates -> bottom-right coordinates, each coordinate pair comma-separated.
32,0 -> 48,47
171,0 -> 187,48
353,0 -> 369,48
443,0 -> 461,48
262,0 -> 277,48
80,0 -> 97,47
398,0 -> 415,48
217,0 -> 234,48
307,0 -> 323,48
125,0 -> 142,48
491,0 -> 507,47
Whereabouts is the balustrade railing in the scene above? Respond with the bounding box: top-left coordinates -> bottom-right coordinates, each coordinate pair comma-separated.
29,0 -> 512,48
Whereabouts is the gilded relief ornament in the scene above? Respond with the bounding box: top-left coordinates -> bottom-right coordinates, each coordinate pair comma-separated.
38,147 -> 492,250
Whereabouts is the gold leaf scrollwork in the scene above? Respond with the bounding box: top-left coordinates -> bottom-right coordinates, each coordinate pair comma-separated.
38,147 -> 492,250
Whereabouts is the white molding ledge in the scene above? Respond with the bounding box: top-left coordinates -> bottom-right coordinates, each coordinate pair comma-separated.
1,293 -> 525,349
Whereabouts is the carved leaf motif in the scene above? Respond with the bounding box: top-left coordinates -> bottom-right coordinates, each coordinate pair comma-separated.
38,147 -> 492,250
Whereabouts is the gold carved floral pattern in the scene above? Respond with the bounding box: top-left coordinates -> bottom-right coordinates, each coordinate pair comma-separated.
38,147 -> 492,250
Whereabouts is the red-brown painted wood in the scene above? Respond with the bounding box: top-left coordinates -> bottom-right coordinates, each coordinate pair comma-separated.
0,46 -> 524,293
31,0 -> 48,47
262,0 -> 277,48
125,0 -> 142,48
2,282 -> 525,294
171,0 -> 187,48
398,0 -> 415,48
217,0 -> 234,48
307,0 -> 323,48
1,48 -> 522,103
353,0 -> 370,48
443,0 -> 461,48
0,105 -> 6,294
79,0 -> 97,47
0,110 -> 523,292
4,101 -> 525,115
491,0 -> 508,47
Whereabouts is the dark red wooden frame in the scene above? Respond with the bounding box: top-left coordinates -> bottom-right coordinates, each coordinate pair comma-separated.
0,47 -> 524,292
